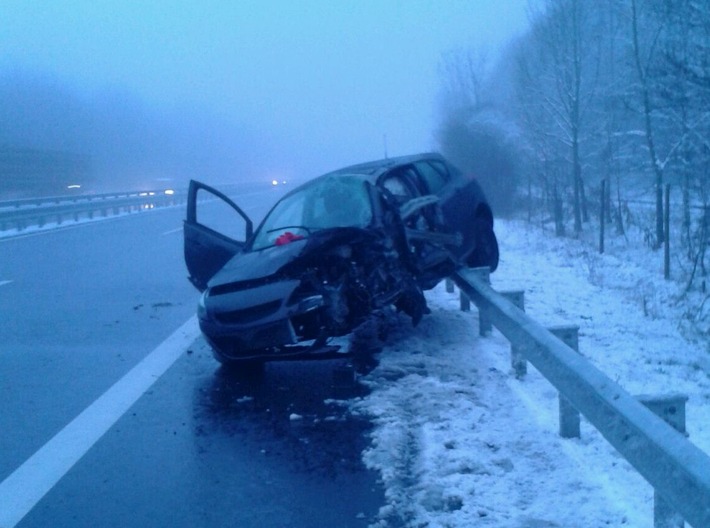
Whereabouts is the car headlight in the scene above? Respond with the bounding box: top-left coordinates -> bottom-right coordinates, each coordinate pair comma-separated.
197,291 -> 208,316
297,295 -> 324,313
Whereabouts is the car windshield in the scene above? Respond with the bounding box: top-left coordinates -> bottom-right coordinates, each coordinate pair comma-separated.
251,174 -> 373,250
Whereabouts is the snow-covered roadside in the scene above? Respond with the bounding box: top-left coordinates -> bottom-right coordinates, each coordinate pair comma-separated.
350,218 -> 710,527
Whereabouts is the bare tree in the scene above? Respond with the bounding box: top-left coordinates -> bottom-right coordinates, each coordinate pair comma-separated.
658,0 -> 710,285
512,0 -> 604,233
629,0 -> 668,247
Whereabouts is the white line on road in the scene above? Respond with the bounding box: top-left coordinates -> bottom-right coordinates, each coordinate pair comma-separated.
0,316 -> 200,528
162,227 -> 183,235
0,280 -> 12,287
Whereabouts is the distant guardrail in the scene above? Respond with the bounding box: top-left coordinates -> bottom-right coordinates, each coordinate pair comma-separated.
0,190 -> 188,232
0,181 -> 265,233
450,267 -> 710,528
0,189 -> 173,210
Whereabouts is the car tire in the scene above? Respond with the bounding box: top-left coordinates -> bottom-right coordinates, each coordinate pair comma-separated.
467,217 -> 499,272
349,315 -> 384,374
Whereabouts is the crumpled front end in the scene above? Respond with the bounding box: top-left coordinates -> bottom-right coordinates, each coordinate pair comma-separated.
197,226 -> 419,362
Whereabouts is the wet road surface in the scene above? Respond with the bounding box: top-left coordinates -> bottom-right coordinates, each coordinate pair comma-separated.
18,342 -> 384,528
0,189 -> 385,527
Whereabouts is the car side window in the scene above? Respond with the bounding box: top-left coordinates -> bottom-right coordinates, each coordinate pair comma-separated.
382,165 -> 424,199
381,167 -> 439,233
415,161 -> 450,194
193,185 -> 250,242
381,174 -> 415,202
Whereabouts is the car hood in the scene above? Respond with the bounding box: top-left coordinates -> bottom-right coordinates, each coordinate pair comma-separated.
208,238 -> 308,287
207,227 -> 379,289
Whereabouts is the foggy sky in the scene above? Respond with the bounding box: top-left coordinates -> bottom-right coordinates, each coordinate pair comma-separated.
1,1 -> 531,183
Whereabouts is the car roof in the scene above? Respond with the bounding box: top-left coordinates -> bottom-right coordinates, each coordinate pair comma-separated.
276,152 -> 451,202
324,152 -> 448,183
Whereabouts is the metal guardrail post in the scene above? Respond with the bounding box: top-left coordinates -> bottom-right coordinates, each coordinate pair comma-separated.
462,267 -> 491,334
451,269 -> 710,527
445,278 -> 454,293
459,286 -> 471,312
549,325 -> 581,438
638,393 -> 689,528
637,394 -> 688,436
501,291 -> 526,378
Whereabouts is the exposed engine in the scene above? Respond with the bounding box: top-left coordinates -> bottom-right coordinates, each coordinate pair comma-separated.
282,227 -> 423,343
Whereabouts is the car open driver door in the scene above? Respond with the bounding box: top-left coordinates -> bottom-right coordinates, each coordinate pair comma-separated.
183,180 -> 253,291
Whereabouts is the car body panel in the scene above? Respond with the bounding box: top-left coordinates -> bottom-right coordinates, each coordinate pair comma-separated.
210,238 -> 307,286
184,153 -> 498,365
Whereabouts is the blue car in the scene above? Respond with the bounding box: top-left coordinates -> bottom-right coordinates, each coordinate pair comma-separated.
184,153 -> 498,368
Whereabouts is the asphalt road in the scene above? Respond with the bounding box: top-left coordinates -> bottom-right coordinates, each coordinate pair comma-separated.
0,186 -> 384,527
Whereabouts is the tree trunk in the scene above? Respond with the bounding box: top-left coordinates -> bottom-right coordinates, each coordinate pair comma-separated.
554,182 -> 565,236
631,0 -> 665,248
615,175 -> 626,236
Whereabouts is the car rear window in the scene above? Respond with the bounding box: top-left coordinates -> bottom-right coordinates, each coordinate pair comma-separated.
415,161 -> 449,193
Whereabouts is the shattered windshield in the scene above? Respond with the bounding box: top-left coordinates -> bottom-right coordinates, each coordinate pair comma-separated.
251,174 -> 373,250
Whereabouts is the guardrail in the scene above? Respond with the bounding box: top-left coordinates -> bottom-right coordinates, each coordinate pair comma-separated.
450,267 -> 710,528
0,189 -> 176,210
0,190 -> 188,232
0,181 -> 271,233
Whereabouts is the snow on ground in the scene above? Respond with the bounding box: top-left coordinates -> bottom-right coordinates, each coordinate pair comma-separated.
349,218 -> 710,528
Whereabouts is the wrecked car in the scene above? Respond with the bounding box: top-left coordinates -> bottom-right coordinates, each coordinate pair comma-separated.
184,153 -> 498,367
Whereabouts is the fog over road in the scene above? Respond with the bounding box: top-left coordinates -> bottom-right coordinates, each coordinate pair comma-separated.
0,1 -> 532,193
0,185 -> 382,527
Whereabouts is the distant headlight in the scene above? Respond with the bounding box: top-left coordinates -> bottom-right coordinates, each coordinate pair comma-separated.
164,189 -> 175,195
271,179 -> 279,186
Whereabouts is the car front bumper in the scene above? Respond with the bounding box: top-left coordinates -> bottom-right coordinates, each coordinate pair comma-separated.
198,278 -> 326,360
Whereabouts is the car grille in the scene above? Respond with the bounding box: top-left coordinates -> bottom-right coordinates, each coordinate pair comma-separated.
210,275 -> 277,296
214,300 -> 282,324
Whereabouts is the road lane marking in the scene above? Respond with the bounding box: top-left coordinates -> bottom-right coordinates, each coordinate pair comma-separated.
0,315 -> 200,528
0,280 -> 11,287
162,227 -> 183,235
